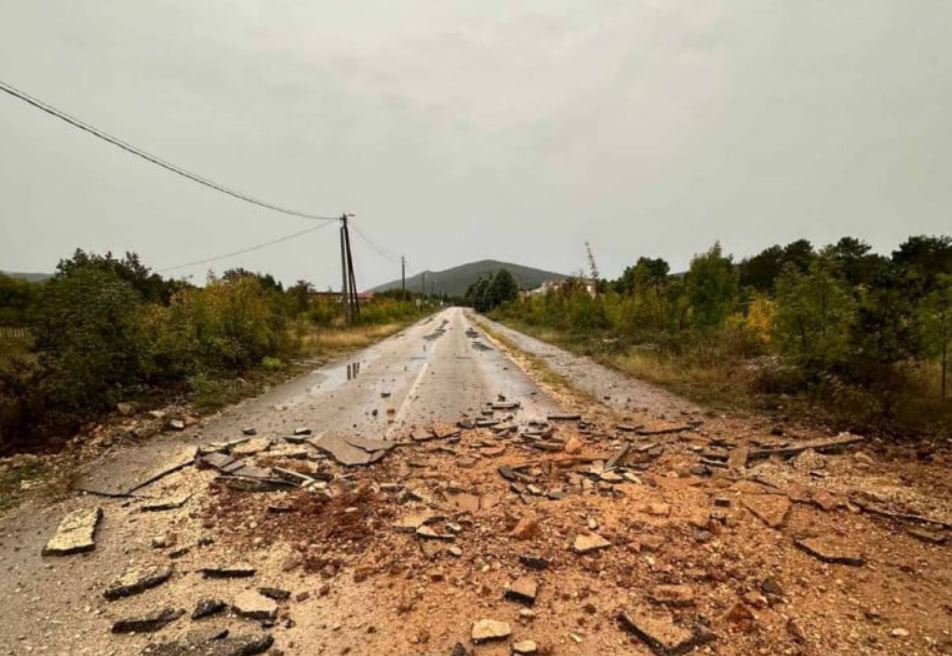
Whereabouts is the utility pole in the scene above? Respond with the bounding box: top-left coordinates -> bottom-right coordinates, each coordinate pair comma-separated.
401,256 -> 406,297
422,271 -> 427,298
339,213 -> 360,323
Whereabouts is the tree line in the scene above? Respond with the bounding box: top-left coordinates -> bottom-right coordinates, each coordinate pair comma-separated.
490,235 -> 952,435
0,250 -> 424,452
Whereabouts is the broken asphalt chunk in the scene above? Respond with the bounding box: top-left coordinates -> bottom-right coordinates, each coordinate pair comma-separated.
199,563 -> 256,579
309,433 -> 393,466
112,608 -> 184,634
258,587 -> 291,601
192,598 -> 227,620
143,631 -> 273,656
504,576 -> 538,605
42,507 -> 102,556
141,493 -> 191,512
471,618 -> 512,643
618,609 -> 714,656
795,537 -> 866,566
232,590 -> 278,622
104,564 -> 173,600
547,413 -> 581,421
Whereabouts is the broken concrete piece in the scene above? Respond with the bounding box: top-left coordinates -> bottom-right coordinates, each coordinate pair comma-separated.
42,507 -> 102,556
742,494 -> 791,529
112,608 -> 184,634
795,537 -> 866,566
504,576 -> 538,605
618,610 -> 713,656
199,563 -> 256,579
232,590 -> 278,622
309,433 -> 392,466
141,493 -> 191,512
231,437 -> 271,457
104,564 -> 173,600
471,618 -> 512,643
574,533 -> 611,554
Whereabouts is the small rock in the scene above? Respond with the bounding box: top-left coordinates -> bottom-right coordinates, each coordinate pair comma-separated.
890,628 -> 910,638
573,533 -> 611,554
471,619 -> 511,643
512,639 -> 538,654
258,587 -> 290,601
504,577 -> 538,606
232,590 -> 278,622
649,585 -> 695,607
795,537 -> 865,566
242,427 -> 257,435
199,563 -> 257,578
518,554 -> 550,570
511,515 -> 540,541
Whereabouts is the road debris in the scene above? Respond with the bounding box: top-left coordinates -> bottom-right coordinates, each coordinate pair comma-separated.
471,618 -> 512,643
42,507 -> 102,555
104,564 -> 173,600
112,608 -> 184,634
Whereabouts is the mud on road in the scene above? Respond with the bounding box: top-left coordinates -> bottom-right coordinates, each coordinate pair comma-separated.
1,308 -> 950,655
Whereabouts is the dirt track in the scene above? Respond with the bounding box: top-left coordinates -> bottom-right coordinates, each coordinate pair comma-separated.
1,307 -> 950,656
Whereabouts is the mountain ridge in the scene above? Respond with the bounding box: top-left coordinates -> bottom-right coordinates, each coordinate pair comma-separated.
370,259 -> 566,297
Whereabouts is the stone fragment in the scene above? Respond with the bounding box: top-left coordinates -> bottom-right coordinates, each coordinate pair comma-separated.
199,563 -> 257,579
811,489 -> 838,512
231,437 -> 271,457
574,533 -> 611,554
618,609 -> 713,656
446,492 -> 481,514
742,494 -> 791,528
511,515 -> 540,540
512,639 -> 538,654
600,471 -> 624,483
471,619 -> 512,643
416,525 -> 455,541
141,493 -> 192,512
42,507 -> 102,556
168,419 -> 186,431
449,642 -> 469,656
795,537 -> 865,566
117,402 -> 136,416
104,564 -> 173,600
293,427 -> 312,435
649,585 -> 696,607
112,608 -> 184,634
564,436 -> 583,454
232,590 -> 278,622
242,427 -> 257,435
192,598 -> 226,619
645,503 -> 671,517
504,577 -> 538,605
394,511 -> 436,532
258,587 -> 290,601
518,554 -> 550,570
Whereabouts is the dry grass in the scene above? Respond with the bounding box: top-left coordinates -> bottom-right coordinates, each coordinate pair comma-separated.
301,322 -> 407,353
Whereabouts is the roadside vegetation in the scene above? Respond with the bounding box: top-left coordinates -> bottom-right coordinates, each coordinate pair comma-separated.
0,251 -> 429,454
489,236 -> 952,438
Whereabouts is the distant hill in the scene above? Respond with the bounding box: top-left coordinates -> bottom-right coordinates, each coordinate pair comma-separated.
1,271 -> 52,283
370,259 -> 566,298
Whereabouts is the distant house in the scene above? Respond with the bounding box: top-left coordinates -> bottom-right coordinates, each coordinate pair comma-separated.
524,277 -> 597,299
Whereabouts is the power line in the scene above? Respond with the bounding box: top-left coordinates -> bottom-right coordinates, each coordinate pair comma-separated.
158,221 -> 334,273
351,224 -> 401,264
0,79 -> 339,222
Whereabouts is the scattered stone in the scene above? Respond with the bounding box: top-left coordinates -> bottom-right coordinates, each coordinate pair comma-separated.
645,502 -> 671,517
258,587 -> 291,601
117,402 -> 137,416
471,619 -> 512,643
713,497 -> 731,508
512,639 -> 538,654
600,471 -> 624,483
199,563 -> 257,579
519,554 -> 550,570
192,598 -> 227,620
104,564 -> 173,600
811,489 -> 838,512
649,585 -> 696,607
511,515 -> 540,540
141,493 -> 192,512
564,436 -> 583,454
42,507 -> 102,556
760,577 -> 783,597
232,590 -> 278,622
724,602 -> 757,631
742,494 -> 791,528
293,427 -> 312,435
795,537 -> 866,566
232,437 -> 271,457
168,419 -> 186,431
394,511 -> 436,532
504,577 -> 538,605
618,609 -> 714,656
890,627 -> 910,638
416,525 -> 455,541
112,608 -> 184,634
446,492 -> 481,514
310,433 -> 393,466
449,642 -> 469,656
574,533 -> 611,554
242,427 -> 257,435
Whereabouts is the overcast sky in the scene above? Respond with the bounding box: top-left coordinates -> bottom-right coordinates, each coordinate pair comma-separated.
1,1 -> 950,289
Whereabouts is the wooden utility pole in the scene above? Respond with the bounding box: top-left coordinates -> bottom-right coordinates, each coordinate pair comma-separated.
339,213 -> 360,323
401,256 -> 406,296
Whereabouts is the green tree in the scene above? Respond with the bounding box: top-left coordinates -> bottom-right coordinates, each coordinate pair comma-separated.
488,269 -> 519,309
919,274 -> 952,399
773,258 -> 856,374
685,243 -> 739,328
